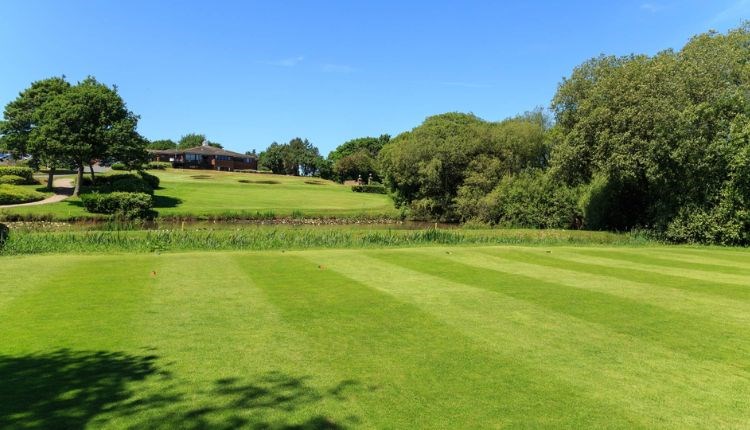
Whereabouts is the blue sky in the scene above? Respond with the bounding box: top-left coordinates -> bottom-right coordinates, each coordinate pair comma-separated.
1,1 -> 748,155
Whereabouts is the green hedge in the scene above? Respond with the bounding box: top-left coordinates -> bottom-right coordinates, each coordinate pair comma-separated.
110,162 -> 127,171
0,166 -> 35,185
145,161 -> 171,170
81,172 -> 159,194
0,175 -> 27,185
351,184 -> 386,194
138,171 -> 160,189
0,184 -> 46,205
101,177 -> 153,195
80,192 -> 154,219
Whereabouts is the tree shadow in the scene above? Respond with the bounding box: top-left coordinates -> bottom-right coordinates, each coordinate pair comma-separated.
153,195 -> 183,209
131,372 -> 362,429
0,349 -> 361,429
0,349 -> 163,429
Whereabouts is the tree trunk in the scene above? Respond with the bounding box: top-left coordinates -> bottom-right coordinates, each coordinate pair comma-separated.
74,163 -> 83,196
46,166 -> 56,190
89,163 -> 96,182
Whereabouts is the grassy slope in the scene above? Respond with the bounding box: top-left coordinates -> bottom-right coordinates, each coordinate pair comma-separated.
2,245 -> 749,428
0,169 -> 396,219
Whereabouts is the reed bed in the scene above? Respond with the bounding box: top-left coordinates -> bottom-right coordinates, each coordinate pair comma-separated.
0,226 -> 654,255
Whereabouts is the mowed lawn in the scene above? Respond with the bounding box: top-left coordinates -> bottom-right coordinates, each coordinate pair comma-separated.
0,169 -> 396,219
2,245 -> 750,428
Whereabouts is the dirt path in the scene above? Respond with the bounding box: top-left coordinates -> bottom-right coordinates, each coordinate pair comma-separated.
0,178 -> 74,208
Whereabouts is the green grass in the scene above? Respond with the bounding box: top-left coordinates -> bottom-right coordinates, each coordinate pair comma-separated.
0,169 -> 397,220
2,245 -> 749,428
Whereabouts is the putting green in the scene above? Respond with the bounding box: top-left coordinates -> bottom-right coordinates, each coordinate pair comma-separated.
2,245 -> 749,428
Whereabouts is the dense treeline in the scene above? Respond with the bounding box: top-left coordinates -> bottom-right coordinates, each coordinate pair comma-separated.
378,25 -> 750,244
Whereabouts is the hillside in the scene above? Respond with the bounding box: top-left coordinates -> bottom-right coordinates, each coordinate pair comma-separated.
0,169 -> 397,220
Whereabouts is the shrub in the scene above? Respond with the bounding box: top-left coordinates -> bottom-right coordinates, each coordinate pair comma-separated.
351,184 -> 386,194
110,162 -> 127,171
457,170 -> 582,229
145,161 -> 171,170
101,176 -> 153,195
0,166 -> 35,184
80,192 -> 154,219
81,172 -> 158,194
0,184 -> 46,205
138,171 -> 160,189
0,175 -> 27,185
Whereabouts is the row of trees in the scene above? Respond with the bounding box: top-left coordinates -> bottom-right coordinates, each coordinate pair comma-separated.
147,134 -> 224,150
377,24 -> 750,244
256,134 -> 389,181
0,76 -> 147,195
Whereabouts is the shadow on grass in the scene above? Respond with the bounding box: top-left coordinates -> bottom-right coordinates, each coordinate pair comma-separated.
0,349 -> 359,429
153,195 -> 183,209
0,349 -> 162,429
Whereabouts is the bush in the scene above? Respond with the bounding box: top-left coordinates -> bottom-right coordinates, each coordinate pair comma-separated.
0,166 -> 35,184
110,162 -> 127,171
0,175 -> 27,185
80,172 -> 158,194
101,176 -> 153,195
80,192 -> 154,219
457,170 -> 582,229
145,161 -> 171,170
138,171 -> 160,189
351,184 -> 386,194
0,184 -> 46,205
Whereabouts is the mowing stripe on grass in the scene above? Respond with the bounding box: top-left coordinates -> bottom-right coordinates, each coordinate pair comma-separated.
636,248 -> 750,270
0,255 -> 160,353
0,254 -> 76,310
629,249 -> 750,274
102,252 -> 334,428
462,247 -> 750,326
307,250 -> 750,429
369,249 -> 750,370
272,251 -> 644,429
494,247 -> 750,302
559,248 -> 750,286
571,248 -> 750,278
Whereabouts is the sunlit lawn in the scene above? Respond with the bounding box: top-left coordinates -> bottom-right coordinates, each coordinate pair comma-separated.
2,245 -> 749,428
0,169 -> 396,219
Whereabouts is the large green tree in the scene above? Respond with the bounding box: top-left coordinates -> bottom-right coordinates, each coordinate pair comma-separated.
30,77 -> 147,196
379,112 -> 549,220
0,77 -> 71,188
328,134 -> 389,182
549,24 -> 750,240
177,133 -> 222,149
147,139 -> 177,150
259,138 -> 323,176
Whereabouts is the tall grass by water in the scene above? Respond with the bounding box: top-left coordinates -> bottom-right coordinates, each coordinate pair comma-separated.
0,226 -> 654,255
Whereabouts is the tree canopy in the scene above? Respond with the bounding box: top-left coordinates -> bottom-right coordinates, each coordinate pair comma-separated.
379,112 -> 548,220
259,138 -> 323,176
147,139 -> 177,150
549,24 -> 750,242
1,76 -> 146,194
177,133 -> 223,149
327,134 -> 389,182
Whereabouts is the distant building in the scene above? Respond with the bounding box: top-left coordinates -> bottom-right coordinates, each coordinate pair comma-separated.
149,142 -> 258,171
